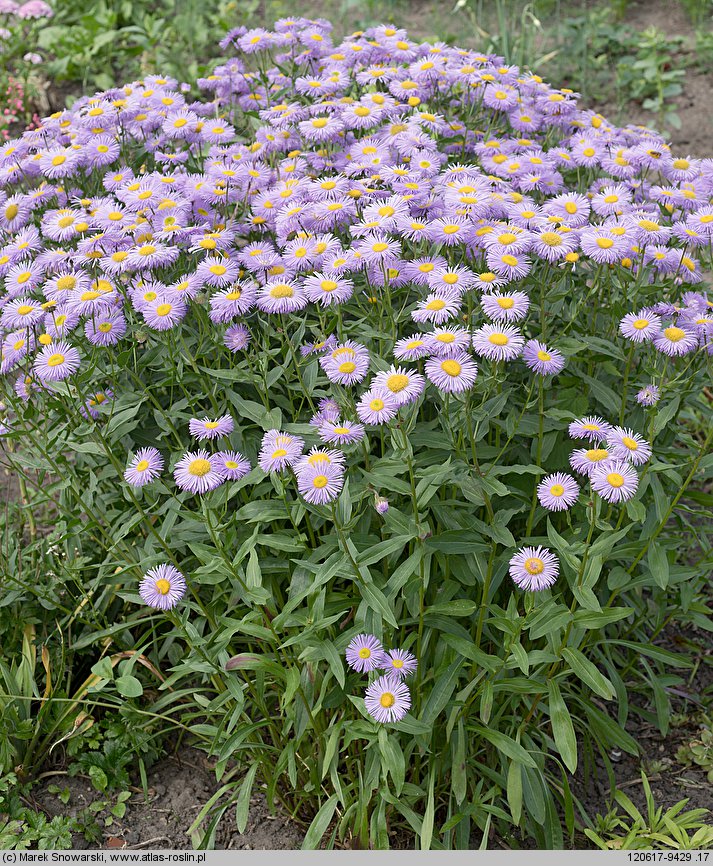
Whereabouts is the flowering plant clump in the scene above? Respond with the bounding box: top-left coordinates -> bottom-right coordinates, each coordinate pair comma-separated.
0,0 -> 49,139
0,17 -> 712,849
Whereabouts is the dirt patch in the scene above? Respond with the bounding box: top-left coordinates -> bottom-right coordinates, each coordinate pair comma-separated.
30,748 -> 303,850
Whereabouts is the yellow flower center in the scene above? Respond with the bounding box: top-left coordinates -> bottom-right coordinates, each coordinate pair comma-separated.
272,448 -> 288,459
370,398 -> 385,411
391,658 -> 404,669
358,647 -> 371,659
501,254 -> 518,266
622,436 -> 638,450
385,373 -> 408,393
98,322 -> 113,333
638,219 -> 658,232
312,475 -> 329,489
333,427 -> 350,435
320,280 -> 338,292
443,224 -> 460,235
17,272 -> 32,284
156,303 -> 172,317
188,458 -> 211,477
586,449 -> 608,462
226,290 -> 241,300
441,360 -> 462,376
339,361 -> 356,373
596,238 -> 614,249
155,578 -> 171,595
607,472 -> 625,488
39,334 -> 52,346
210,264 -> 227,276
537,350 -> 551,362
550,484 -> 564,497
371,242 -> 388,253
539,232 -> 562,246
633,318 -> 649,329
488,333 -> 508,346
426,299 -> 446,311
5,204 -> 19,220
16,304 -> 34,315
664,326 -> 685,342
380,692 -> 395,708
136,460 -> 150,472
270,284 -> 293,298
204,421 -> 219,429
47,353 -> 65,367
524,558 -> 544,574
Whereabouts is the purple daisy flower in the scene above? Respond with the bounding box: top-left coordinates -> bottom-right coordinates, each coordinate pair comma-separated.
257,279 -> 307,314
85,310 -> 127,347
258,430 -> 304,473
346,633 -> 385,672
371,366 -> 425,407
619,311 -> 662,343
509,545 -> 559,591
173,450 -> 225,494
374,495 -> 389,515
356,387 -> 400,425
318,418 -> 365,445
124,447 -> 164,488
590,460 -> 639,503
364,674 -> 411,723
139,563 -> 187,610
570,446 -> 613,476
568,416 -> 612,442
537,472 -> 580,511
296,459 -> 344,505
215,450 -> 251,481
472,324 -> 524,362
411,290 -> 461,325
523,339 -> 565,376
143,296 -> 188,331
480,290 -> 530,322
425,352 -> 478,393
381,648 -> 417,679
636,384 -> 660,406
652,325 -> 699,357
224,324 -> 251,352
189,415 -> 234,441
321,352 -> 370,386
32,341 -> 80,382
606,427 -> 652,466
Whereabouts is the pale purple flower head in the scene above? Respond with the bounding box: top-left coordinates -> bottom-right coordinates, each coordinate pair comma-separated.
296,459 -> 344,505
374,495 -> 389,515
480,290 -> 530,322
346,633 -> 385,672
425,352 -> 478,393
258,429 -> 304,472
606,427 -> 652,466
472,324 -> 524,362
523,339 -> 565,376
619,310 -> 662,343
590,460 -> 639,503
139,563 -> 186,611
124,447 -> 164,488
568,415 -> 612,442
32,341 -> 80,382
356,387 -> 400,425
569,446 -> 613,476
364,674 -> 411,723
224,324 -> 251,351
215,450 -> 251,481
189,414 -> 234,441
509,545 -> 559,591
371,366 -> 425,407
652,325 -> 699,357
381,648 -> 417,679
636,384 -> 660,406
318,418 -> 365,445
174,450 -> 225,494
537,472 -> 579,511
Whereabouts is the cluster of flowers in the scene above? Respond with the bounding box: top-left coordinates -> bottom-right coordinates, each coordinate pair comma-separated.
0,17 -> 711,671
124,413 -> 251,492
0,0 -> 51,20
535,414 -> 652,510
346,633 -> 417,723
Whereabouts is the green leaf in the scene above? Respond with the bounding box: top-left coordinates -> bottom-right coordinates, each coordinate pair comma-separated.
358,581 -> 398,628
427,599 -> 478,617
470,725 -> 536,768
235,764 -> 258,834
115,675 -> 143,698
561,648 -> 615,700
507,759 -> 523,824
547,680 -> 577,773
647,541 -> 670,589
421,658 -> 464,725
301,794 -> 338,850
573,608 -> 633,629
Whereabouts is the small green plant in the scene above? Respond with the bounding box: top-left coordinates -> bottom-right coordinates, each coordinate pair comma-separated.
676,716 -> 713,783
585,773 -> 713,850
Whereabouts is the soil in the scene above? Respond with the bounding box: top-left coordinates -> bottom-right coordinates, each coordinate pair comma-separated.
30,748 -> 304,850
